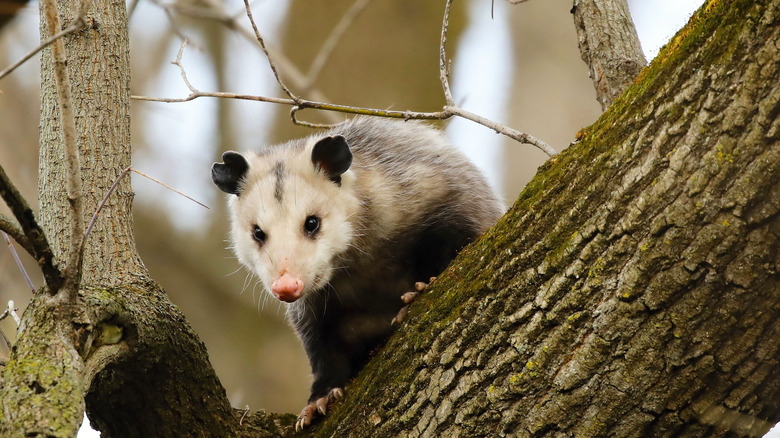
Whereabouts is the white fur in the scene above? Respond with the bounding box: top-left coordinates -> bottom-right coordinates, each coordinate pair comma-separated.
228,137 -> 361,299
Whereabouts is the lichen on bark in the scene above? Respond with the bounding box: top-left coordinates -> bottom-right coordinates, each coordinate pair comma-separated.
307,0 -> 780,436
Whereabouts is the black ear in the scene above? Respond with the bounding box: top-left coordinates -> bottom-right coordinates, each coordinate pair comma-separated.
311,135 -> 353,185
211,151 -> 249,195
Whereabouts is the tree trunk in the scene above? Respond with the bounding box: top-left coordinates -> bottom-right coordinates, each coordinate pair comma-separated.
309,0 -> 780,435
1,0 -> 779,437
37,0 -> 145,286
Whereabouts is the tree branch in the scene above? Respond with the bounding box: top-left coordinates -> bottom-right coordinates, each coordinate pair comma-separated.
147,0 -> 341,124
40,0 -> 85,297
0,164 -> 62,290
1,234 -> 36,293
242,0 -> 297,103
571,0 -> 646,110
0,15 -> 88,82
439,0 -> 455,106
0,214 -> 33,257
133,4 -> 558,156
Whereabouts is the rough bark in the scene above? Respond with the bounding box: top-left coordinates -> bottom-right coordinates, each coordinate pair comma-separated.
1,0 -> 260,435
1,0 -> 779,437
572,0 -> 646,110
308,0 -> 780,435
37,0 -> 145,286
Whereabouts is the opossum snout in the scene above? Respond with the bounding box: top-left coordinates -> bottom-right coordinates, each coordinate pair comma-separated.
271,273 -> 304,302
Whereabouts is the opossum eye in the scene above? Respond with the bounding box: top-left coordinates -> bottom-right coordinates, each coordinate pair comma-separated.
252,225 -> 267,244
303,215 -> 321,237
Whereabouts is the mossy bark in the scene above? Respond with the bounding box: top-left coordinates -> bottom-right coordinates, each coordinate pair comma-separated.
309,0 -> 780,436
2,0 -> 778,437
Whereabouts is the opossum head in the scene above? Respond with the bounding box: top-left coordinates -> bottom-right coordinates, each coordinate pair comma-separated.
212,135 -> 359,303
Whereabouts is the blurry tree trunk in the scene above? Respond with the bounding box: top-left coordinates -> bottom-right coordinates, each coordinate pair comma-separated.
1,0 -> 779,437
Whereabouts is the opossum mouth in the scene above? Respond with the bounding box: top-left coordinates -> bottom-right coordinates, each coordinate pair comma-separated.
275,292 -> 299,303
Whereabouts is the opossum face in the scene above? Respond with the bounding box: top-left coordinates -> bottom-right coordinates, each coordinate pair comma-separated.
212,136 -> 359,303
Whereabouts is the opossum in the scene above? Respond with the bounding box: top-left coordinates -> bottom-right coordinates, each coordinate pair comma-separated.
211,117 -> 503,429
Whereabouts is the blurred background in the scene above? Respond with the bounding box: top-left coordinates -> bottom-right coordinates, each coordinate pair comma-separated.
1,0 -> 707,425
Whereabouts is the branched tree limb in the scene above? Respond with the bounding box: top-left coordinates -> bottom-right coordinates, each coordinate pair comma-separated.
133,0 -> 558,156
242,0 -> 297,102
0,15 -> 88,81
0,164 -> 62,290
439,0 -> 455,106
0,215 -> 33,257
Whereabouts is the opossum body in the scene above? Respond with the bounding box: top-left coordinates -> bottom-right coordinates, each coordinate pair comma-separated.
212,117 -> 503,429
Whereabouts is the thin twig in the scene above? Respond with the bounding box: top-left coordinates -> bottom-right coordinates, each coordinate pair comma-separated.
439,0 -> 455,106
135,0 -> 557,156
173,38 -> 199,93
82,167 -> 209,253
6,301 -> 21,326
445,106 -> 557,156
0,328 -> 11,352
147,0 -> 341,123
242,0 -> 297,102
2,232 -> 36,293
0,17 -> 87,82
239,406 -> 250,426
41,0 -> 85,297
304,0 -> 373,91
80,167 -> 130,268
129,168 -> 210,210
133,90 -> 293,105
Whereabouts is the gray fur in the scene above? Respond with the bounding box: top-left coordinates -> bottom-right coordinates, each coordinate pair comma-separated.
272,161 -> 285,203
219,116 -> 504,416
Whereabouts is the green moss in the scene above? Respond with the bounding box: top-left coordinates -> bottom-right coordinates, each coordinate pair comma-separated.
311,1 -> 764,434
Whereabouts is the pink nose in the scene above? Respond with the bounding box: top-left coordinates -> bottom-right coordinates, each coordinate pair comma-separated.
271,273 -> 304,303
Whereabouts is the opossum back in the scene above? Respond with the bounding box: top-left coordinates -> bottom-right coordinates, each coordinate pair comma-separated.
331,117 -> 504,237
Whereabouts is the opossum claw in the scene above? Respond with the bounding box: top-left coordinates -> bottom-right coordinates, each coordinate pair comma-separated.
296,403 -> 317,431
401,291 -> 419,304
391,305 -> 409,325
295,387 -> 344,430
392,279 -> 435,324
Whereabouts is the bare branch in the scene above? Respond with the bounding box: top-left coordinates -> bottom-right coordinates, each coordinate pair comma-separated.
439,0 -> 455,106
41,0 -> 85,297
134,0 -> 557,156
129,168 -> 209,210
172,38 -> 199,94
0,215 -> 33,257
82,167 -> 209,252
445,106 -> 557,156
2,233 -> 36,293
5,301 -> 21,326
0,164 -> 63,290
147,0 -> 341,123
572,0 -> 646,110
242,0 -> 298,102
0,17 -> 87,82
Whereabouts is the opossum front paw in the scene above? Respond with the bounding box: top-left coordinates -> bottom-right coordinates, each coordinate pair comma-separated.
295,387 -> 344,431
392,279 -> 434,324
